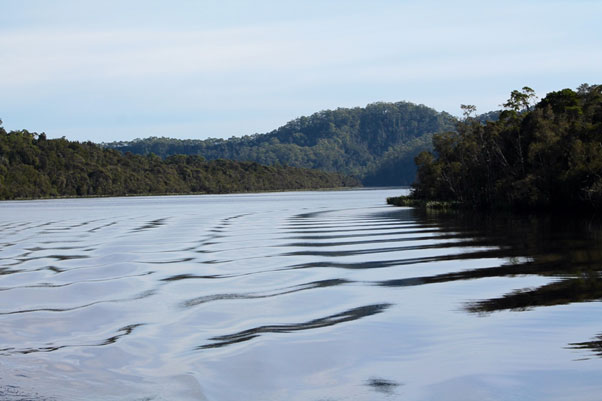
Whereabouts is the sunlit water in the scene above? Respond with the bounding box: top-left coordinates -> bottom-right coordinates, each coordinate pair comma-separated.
1,189 -> 602,400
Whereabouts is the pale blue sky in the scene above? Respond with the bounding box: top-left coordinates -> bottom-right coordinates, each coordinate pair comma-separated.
1,0 -> 601,142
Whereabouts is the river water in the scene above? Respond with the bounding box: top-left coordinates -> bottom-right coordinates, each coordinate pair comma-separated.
1,189 -> 602,400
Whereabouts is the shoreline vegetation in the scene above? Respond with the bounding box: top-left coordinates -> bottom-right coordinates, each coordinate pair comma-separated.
2,185 -> 362,202
386,195 -> 461,211
3,84 -> 599,204
0,122 -> 359,200
388,84 -> 602,213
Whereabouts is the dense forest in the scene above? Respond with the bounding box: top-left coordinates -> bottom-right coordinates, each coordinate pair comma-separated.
404,84 -> 602,211
0,122 -> 358,200
104,102 -> 456,186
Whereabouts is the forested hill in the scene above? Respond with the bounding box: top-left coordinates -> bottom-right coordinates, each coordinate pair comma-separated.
409,84 -> 602,211
104,102 -> 456,186
0,123 -> 359,200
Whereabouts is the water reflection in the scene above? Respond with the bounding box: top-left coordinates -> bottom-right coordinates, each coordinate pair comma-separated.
0,323 -> 144,356
398,209 -> 602,360
2,191 -> 602,400
466,273 -> 602,314
365,377 -> 402,395
199,303 -> 391,349
421,212 -> 602,315
569,334 -> 602,359
181,279 -> 350,308
131,217 -> 168,233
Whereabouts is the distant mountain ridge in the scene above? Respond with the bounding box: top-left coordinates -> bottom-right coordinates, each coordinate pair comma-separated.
104,102 -> 457,185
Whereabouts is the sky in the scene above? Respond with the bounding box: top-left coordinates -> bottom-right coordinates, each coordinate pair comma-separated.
1,0 -> 601,142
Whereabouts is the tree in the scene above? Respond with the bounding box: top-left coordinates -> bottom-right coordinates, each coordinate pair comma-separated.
0,126 -> 360,199
503,86 -> 537,112
410,84 -> 602,211
460,104 -> 477,120
101,102 -> 457,185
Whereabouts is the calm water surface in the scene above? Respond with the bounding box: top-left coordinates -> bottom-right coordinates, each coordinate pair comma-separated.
1,189 -> 602,400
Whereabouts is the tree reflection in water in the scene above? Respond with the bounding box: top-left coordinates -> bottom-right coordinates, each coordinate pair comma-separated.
388,208 -> 602,359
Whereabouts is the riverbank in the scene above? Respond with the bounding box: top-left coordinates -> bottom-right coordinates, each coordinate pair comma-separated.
0,184 -> 364,202
386,195 -> 461,210
0,128 -> 359,200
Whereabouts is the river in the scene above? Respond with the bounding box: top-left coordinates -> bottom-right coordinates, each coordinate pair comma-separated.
1,189 -> 601,400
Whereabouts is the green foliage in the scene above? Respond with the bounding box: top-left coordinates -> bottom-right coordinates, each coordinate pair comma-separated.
103,102 -> 456,185
386,195 -> 419,207
411,84 -> 602,211
386,195 -> 460,210
0,127 -> 359,200
503,86 -> 537,112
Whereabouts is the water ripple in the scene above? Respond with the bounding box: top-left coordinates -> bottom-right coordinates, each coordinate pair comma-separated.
0,323 -> 145,356
181,279 -> 351,308
1,191 -> 602,400
199,303 -> 391,349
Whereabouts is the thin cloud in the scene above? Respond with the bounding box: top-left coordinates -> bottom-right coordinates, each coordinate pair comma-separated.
1,0 -> 601,141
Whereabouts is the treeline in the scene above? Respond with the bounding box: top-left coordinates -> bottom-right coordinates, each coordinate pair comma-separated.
410,84 -> 602,210
104,102 -> 456,185
0,124 -> 359,200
